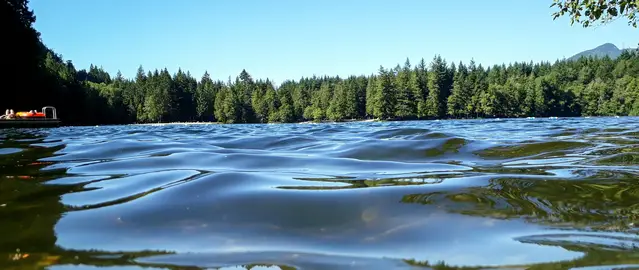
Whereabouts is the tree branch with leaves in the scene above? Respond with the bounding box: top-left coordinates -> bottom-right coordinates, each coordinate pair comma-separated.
550,0 -> 638,27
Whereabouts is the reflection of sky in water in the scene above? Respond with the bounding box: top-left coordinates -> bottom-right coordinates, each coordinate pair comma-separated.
503,157 -> 585,166
570,265 -> 639,270
24,116 -> 639,268
517,232 -> 639,249
372,213 -> 586,266
0,147 -> 22,155
55,200 -> 585,266
50,267 -> 151,270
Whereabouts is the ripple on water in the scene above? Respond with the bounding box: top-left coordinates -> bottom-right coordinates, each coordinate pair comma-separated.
59,170 -> 204,208
332,137 -> 470,162
60,151 -> 473,178
54,173 -> 584,267
0,148 -> 22,155
2,117 -> 639,269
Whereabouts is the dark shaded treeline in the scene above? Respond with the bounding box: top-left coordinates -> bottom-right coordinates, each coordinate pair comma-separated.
4,0 -> 639,125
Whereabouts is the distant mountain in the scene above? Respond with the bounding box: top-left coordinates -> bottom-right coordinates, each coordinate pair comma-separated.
568,43 -> 636,61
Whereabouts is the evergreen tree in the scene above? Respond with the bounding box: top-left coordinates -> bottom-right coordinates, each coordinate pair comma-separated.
415,58 -> 429,118
365,75 -> 377,118
195,71 -> 216,121
373,66 -> 396,120
425,55 -> 448,118
395,58 -> 417,119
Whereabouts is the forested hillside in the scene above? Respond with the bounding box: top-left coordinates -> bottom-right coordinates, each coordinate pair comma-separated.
568,43 -> 627,61
3,0 -> 639,125
2,0 -> 131,125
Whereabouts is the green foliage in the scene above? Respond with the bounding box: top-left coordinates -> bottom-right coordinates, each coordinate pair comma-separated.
373,66 -> 397,120
414,58 -> 430,118
425,55 -> 449,118
395,59 -> 418,119
551,0 -> 639,28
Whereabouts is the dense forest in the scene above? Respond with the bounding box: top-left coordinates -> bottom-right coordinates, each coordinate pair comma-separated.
3,0 -> 639,125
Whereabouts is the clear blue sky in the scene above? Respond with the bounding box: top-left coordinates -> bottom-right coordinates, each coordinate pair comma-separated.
30,0 -> 637,85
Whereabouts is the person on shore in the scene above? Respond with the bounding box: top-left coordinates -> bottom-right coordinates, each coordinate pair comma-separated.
1,109 -> 15,119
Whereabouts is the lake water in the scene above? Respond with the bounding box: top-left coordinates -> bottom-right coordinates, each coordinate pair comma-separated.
1,117 -> 638,270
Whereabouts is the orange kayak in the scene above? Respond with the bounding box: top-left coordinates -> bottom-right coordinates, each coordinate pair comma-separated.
15,112 -> 46,118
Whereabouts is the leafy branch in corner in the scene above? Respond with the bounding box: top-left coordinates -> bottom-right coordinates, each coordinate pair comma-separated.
550,0 -> 638,28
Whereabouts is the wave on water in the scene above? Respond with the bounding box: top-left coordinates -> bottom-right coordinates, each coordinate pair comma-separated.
1,117 -> 638,269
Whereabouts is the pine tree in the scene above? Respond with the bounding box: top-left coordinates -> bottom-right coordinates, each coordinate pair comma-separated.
447,61 -> 469,118
415,58 -> 429,118
425,55 -> 447,118
365,75 -> 377,118
395,58 -> 417,119
373,66 -> 396,119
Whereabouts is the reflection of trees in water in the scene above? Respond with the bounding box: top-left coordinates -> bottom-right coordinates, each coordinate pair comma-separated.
0,131 -> 302,270
404,246 -> 639,269
0,131 -> 72,269
0,131 -> 68,256
401,175 -> 639,269
0,131 -> 172,269
285,175 -> 447,190
5,250 -> 301,270
404,176 -> 639,231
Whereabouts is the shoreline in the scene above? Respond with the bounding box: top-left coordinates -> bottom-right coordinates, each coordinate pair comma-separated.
45,115 -> 630,128
125,115 -> 629,126
134,121 -> 221,126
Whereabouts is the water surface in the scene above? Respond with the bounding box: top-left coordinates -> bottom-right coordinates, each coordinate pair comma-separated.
1,117 -> 638,269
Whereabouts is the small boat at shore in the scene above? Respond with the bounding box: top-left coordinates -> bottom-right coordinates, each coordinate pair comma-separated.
0,106 -> 61,128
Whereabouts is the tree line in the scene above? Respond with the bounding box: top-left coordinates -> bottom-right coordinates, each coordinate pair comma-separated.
49,51 -> 639,124
4,0 -> 639,126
